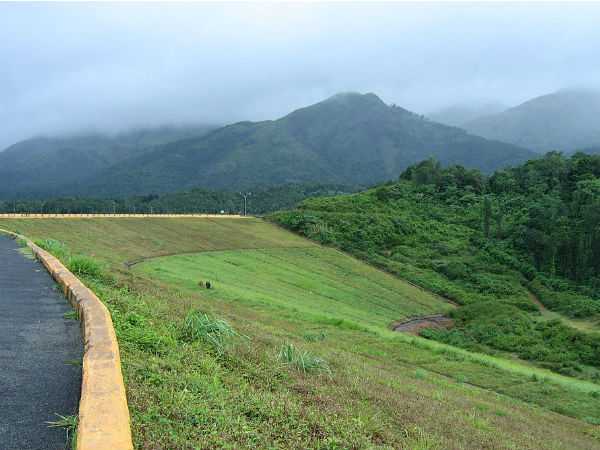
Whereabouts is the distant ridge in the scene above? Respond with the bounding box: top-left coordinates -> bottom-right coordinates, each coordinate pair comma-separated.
0,93 -> 536,200
427,102 -> 506,127
463,88 -> 600,153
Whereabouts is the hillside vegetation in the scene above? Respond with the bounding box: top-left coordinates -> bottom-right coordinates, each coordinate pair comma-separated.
1,217 -> 599,449
0,183 -> 365,215
463,88 -> 600,153
0,125 -> 214,200
269,153 -> 600,380
0,92 -> 535,200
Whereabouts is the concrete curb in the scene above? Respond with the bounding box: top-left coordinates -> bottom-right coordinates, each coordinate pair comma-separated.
0,229 -> 133,450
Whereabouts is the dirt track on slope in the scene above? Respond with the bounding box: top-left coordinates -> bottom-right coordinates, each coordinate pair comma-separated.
388,314 -> 454,335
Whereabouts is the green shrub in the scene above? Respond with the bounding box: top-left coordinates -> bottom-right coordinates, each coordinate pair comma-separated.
431,260 -> 468,280
66,255 -> 103,278
277,343 -> 332,377
413,369 -> 428,379
181,309 -> 244,354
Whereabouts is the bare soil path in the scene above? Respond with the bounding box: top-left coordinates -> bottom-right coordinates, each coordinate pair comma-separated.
527,290 -> 599,333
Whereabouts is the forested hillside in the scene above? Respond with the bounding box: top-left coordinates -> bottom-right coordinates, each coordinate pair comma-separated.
0,93 -> 535,200
0,125 -> 214,199
269,152 -> 600,380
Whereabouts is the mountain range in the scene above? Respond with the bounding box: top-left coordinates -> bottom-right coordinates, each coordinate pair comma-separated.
427,102 -> 506,127
462,88 -> 600,153
0,92 -> 537,200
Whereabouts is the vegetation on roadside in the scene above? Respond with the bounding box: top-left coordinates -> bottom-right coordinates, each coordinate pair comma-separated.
46,413 -> 78,450
2,217 -> 599,449
34,238 -> 104,278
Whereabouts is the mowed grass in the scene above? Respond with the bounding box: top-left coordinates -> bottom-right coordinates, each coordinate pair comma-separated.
2,217 -> 600,449
0,217 -> 315,265
135,247 -> 451,328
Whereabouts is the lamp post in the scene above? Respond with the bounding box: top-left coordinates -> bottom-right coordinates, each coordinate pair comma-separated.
240,192 -> 251,217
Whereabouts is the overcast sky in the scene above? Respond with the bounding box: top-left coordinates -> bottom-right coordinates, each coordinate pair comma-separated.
1,1 -> 600,150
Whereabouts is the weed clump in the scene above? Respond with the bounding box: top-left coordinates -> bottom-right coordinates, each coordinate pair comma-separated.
46,413 -> 78,450
413,369 -> 428,379
67,255 -> 104,278
302,331 -> 326,342
277,343 -> 332,377
452,374 -> 469,383
35,238 -> 71,260
30,238 -> 104,278
63,310 -> 79,321
123,326 -> 171,353
181,309 -> 244,354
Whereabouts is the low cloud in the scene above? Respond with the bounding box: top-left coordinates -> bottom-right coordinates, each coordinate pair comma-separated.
1,2 -> 599,149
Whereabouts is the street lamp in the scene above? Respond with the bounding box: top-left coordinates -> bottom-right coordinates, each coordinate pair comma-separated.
240,192 -> 251,217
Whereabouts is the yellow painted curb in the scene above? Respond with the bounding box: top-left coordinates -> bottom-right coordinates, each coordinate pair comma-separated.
0,229 -> 133,450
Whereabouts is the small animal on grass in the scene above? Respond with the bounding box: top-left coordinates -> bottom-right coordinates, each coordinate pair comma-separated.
206,281 -> 211,289
198,280 -> 204,287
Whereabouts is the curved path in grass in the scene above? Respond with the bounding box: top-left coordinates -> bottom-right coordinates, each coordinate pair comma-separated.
0,236 -> 82,449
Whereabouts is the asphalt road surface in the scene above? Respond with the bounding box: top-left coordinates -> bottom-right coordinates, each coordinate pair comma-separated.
0,235 -> 82,449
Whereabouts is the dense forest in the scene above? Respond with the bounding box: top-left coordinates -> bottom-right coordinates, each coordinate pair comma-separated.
0,183 -> 365,216
269,152 -> 600,380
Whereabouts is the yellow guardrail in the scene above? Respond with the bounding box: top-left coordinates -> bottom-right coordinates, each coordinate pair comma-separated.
0,213 -> 247,218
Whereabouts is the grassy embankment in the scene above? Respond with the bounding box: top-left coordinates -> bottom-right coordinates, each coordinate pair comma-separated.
268,181 -> 600,381
1,217 -> 599,450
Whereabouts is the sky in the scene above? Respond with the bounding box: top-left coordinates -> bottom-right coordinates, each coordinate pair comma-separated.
1,1 -> 600,150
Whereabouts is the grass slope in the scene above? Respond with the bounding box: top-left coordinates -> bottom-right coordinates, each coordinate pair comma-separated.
1,217 -> 599,449
134,247 -> 451,329
0,217 -> 314,265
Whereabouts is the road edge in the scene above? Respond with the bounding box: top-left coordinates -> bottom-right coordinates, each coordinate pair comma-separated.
0,229 -> 133,450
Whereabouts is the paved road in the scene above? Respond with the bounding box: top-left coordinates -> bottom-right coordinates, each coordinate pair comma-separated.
0,235 -> 82,449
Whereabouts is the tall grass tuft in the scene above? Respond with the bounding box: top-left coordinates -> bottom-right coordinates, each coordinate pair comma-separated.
16,237 -> 28,247
34,238 -> 71,260
181,309 -> 244,354
66,255 -> 103,278
277,343 -> 332,377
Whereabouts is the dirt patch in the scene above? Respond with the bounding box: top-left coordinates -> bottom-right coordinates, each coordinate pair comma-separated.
388,314 -> 454,335
527,290 -> 550,314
